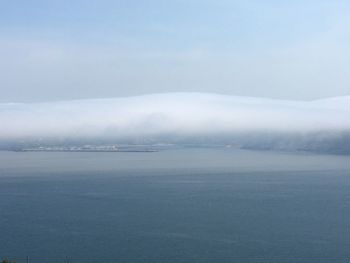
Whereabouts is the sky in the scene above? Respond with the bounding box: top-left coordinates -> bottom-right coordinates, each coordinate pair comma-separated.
1,0 -> 350,102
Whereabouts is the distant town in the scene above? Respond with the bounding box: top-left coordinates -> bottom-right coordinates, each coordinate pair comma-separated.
17,144 -> 158,153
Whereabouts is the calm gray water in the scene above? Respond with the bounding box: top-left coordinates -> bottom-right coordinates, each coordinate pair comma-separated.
1,148 -> 350,263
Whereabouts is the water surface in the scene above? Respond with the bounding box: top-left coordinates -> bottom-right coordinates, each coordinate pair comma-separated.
1,148 -> 350,263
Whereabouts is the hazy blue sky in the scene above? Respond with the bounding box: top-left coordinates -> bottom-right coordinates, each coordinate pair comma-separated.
1,0 -> 350,102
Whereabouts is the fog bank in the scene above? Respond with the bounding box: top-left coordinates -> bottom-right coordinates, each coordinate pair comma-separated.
1,93 -> 350,153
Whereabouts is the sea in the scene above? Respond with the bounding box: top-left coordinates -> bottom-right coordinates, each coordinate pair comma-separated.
1,148 -> 350,263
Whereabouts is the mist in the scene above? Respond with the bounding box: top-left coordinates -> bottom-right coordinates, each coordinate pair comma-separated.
1,93 -> 350,153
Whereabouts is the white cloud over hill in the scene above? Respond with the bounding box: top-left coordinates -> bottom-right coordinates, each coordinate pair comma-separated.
1,93 -> 350,153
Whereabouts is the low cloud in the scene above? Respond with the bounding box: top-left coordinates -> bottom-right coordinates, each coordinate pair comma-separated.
1,93 -> 350,153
